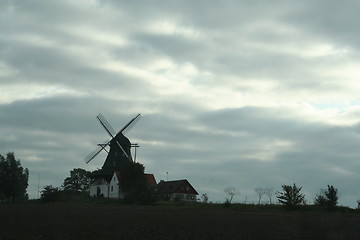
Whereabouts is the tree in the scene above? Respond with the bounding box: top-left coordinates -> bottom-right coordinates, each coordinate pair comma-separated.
41,185 -> 60,202
276,184 -> 305,209
121,162 -> 146,193
62,168 -> 91,192
255,187 -> 266,204
224,187 -> 239,204
41,184 -> 90,202
120,162 -> 157,204
314,192 -> 326,207
324,185 -> 338,210
314,185 -> 338,211
264,187 -> 275,204
0,152 -> 29,202
201,193 -> 209,203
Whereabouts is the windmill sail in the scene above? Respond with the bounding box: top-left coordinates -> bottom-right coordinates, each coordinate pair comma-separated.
119,113 -> 141,135
85,114 -> 141,171
84,139 -> 110,164
97,113 -> 116,137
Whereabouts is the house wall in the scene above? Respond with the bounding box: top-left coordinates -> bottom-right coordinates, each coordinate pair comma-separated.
90,182 -> 109,198
171,193 -> 197,202
90,172 -> 148,199
109,173 -> 124,199
158,180 -> 199,202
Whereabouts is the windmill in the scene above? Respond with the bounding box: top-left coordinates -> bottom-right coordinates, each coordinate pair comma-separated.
84,113 -> 141,177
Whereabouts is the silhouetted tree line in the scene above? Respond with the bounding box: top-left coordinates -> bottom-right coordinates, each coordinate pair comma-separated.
275,184 -> 339,211
221,183 -> 342,211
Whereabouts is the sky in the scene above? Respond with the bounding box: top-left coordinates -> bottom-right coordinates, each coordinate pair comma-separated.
1,0 -> 360,207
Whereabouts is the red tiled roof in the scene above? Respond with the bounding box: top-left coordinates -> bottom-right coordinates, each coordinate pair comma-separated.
157,179 -> 198,195
114,171 -> 122,181
145,173 -> 157,186
114,171 -> 156,186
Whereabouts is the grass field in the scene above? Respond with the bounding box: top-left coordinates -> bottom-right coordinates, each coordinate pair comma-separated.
1,202 -> 360,240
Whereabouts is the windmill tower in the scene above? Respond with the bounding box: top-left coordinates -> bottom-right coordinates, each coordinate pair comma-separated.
84,113 -> 141,182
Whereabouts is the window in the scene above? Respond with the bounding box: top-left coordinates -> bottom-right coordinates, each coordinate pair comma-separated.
186,195 -> 195,200
111,186 -> 113,192
175,194 -> 184,199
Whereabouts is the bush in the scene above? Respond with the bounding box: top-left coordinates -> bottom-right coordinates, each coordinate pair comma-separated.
41,185 -> 60,202
41,185 -> 90,202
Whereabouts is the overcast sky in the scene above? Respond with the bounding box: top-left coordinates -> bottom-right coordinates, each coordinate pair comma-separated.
1,0 -> 360,207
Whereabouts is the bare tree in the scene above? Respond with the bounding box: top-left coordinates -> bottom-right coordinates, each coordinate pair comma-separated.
255,187 -> 266,204
224,187 -> 239,203
264,187 -> 275,204
201,193 -> 209,203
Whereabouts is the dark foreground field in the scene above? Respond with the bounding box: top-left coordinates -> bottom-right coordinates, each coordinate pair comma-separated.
1,203 -> 360,240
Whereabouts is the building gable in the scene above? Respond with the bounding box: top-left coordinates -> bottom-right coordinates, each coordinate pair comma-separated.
157,179 -> 198,195
145,174 -> 157,186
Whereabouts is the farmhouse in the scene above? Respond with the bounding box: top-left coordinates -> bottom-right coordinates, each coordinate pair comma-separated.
157,179 -> 198,202
90,171 -> 156,199
85,114 -> 198,202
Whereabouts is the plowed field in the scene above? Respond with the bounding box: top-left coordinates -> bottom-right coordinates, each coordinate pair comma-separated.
1,204 -> 359,240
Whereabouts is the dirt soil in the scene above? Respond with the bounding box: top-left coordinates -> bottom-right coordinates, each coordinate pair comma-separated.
1,203 -> 360,240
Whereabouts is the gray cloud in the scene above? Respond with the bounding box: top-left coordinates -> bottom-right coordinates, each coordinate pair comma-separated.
286,0 -> 360,49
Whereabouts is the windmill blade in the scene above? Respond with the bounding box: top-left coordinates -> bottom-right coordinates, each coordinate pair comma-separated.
97,113 -> 116,137
97,143 -> 109,153
84,139 -> 110,164
115,140 -> 131,160
119,113 -> 141,135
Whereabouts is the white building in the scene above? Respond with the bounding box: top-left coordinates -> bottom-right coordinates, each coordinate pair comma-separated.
89,171 -> 120,198
90,171 -> 156,199
157,179 -> 198,202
